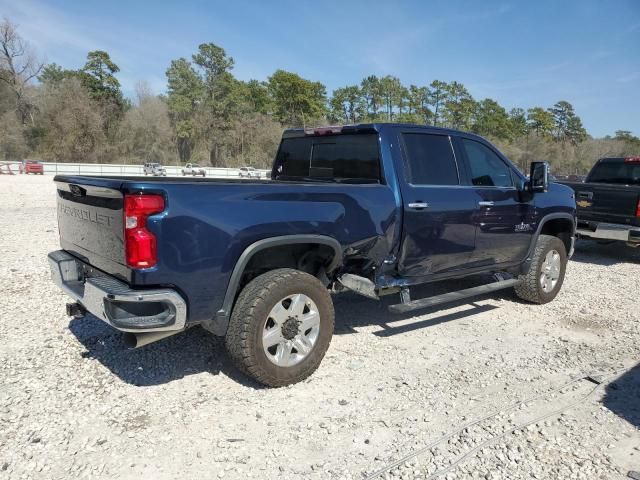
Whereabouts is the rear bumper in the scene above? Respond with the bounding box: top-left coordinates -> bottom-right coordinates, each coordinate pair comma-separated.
577,221 -> 640,243
48,250 -> 187,332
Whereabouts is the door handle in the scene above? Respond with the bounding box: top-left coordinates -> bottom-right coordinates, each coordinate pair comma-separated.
408,202 -> 429,209
478,201 -> 494,207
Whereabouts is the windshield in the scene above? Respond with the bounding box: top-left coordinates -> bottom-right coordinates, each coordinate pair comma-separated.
273,133 -> 381,183
587,161 -> 640,185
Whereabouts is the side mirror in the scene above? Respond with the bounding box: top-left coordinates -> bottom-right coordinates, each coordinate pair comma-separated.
529,161 -> 549,193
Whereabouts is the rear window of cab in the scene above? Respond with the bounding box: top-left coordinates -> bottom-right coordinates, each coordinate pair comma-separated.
273,134 -> 381,183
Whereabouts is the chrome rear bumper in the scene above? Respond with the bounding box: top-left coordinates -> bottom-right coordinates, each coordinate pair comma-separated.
48,250 -> 187,332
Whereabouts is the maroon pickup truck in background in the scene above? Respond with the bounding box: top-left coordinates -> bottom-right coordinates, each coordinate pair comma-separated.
560,157 -> 640,247
19,160 -> 44,175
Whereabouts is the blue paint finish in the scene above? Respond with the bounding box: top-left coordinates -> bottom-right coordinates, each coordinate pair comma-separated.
53,123 -> 576,327
129,181 -> 399,323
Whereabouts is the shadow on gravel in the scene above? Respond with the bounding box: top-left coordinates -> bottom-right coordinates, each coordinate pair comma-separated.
603,363 -> 640,428
570,239 -> 640,266
68,315 -> 264,389
333,276 -> 506,336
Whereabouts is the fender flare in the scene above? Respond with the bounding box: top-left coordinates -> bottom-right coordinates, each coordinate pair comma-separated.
209,234 -> 343,335
523,213 -> 576,271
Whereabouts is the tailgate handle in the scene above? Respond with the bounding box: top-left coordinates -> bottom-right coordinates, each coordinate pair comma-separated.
577,191 -> 593,200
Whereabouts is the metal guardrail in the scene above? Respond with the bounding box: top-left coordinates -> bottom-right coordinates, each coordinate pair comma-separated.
2,162 -> 270,178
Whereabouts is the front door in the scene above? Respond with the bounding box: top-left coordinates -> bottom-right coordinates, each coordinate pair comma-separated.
456,137 -> 535,265
396,131 -> 478,277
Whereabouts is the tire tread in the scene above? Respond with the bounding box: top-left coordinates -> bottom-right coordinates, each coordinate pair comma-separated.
514,234 -> 566,304
225,268 -> 334,387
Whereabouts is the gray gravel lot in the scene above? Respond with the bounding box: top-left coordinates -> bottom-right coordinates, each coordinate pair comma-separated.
1,174 -> 639,479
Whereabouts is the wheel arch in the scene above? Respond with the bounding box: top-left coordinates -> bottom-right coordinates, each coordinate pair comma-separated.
208,235 -> 342,335
522,213 -> 576,274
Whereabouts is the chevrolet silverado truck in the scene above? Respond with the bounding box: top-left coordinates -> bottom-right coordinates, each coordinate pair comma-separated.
560,157 -> 640,247
48,124 -> 576,387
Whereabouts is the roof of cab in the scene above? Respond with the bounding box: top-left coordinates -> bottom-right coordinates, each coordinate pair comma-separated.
281,123 -> 487,142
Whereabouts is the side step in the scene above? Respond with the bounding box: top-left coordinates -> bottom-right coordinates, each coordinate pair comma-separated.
388,278 -> 520,314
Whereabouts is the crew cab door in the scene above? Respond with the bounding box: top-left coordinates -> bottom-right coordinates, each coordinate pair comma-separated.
455,137 -> 535,265
396,131 -> 478,276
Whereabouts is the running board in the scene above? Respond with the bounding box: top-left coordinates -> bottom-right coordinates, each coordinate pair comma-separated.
388,279 -> 520,314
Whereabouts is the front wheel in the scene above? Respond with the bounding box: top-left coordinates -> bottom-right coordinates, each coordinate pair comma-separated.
225,268 -> 334,387
514,234 -> 567,304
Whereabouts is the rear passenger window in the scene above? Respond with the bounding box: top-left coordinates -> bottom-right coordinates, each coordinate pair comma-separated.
461,139 -> 513,187
402,134 -> 459,185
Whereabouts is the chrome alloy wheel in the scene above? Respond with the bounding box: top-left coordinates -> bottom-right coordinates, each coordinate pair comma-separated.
262,294 -> 320,367
540,249 -> 561,293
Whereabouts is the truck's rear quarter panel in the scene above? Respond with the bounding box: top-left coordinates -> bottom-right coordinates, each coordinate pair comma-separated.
53,176 -> 399,325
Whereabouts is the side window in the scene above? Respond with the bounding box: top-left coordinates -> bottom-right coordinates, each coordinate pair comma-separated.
402,133 -> 459,185
461,139 -> 513,187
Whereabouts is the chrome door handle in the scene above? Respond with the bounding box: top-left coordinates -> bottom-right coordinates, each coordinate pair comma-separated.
408,202 -> 429,209
478,201 -> 494,207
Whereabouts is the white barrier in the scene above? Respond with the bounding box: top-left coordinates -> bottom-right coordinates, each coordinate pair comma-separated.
28,162 -> 270,178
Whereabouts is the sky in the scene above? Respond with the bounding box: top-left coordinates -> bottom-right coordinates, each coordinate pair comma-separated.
1,0 -> 639,137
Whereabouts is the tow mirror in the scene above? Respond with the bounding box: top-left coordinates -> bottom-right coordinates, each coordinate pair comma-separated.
529,161 -> 549,193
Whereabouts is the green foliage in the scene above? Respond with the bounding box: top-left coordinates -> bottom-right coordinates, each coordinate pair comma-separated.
38,63 -> 77,85
526,107 -> 555,137
472,98 -> 511,140
442,81 -> 476,130
360,75 -> 383,119
267,69 -> 327,126
244,79 -> 271,114
80,51 -> 122,104
379,75 -> 403,121
508,108 -> 528,138
407,85 -> 430,123
329,85 -> 365,124
428,80 -> 448,126
165,58 -> 203,161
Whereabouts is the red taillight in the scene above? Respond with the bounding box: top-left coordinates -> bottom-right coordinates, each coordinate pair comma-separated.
625,156 -> 640,163
636,198 -> 640,218
124,194 -> 165,268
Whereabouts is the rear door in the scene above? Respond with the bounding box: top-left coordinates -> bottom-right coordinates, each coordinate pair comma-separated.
456,137 -> 534,265
396,130 -> 478,276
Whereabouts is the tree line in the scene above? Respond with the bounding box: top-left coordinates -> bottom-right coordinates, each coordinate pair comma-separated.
1,18 -> 638,173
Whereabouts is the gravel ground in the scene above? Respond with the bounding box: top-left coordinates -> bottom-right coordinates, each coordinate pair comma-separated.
1,174 -> 639,480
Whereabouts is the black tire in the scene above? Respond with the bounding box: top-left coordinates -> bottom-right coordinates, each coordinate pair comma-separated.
225,268 -> 334,387
514,234 -> 567,304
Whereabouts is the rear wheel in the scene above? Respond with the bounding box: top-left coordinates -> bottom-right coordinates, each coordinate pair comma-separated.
225,268 -> 334,387
515,234 -> 567,304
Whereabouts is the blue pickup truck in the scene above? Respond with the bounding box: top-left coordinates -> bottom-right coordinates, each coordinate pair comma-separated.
49,124 -> 576,386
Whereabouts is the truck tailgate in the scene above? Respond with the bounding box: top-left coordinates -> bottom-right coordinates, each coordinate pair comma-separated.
571,183 -> 639,222
55,180 -> 127,278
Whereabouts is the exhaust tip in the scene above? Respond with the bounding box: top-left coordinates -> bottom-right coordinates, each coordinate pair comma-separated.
66,302 -> 86,318
122,332 -> 138,349
122,330 -> 183,349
